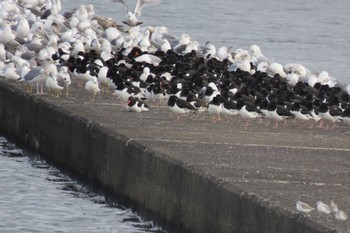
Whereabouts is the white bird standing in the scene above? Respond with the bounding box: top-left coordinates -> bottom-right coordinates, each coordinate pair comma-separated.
0,21 -> 18,46
202,41 -> 216,58
98,66 -> 115,91
112,0 -> 161,27
85,76 -> 100,101
26,68 -> 49,94
250,44 -> 272,66
138,29 -> 151,52
70,39 -> 85,57
235,52 -> 253,73
57,66 -> 71,96
139,66 -> 155,82
316,201 -> 331,215
317,71 -> 337,87
286,73 -> 299,86
0,44 -> 6,61
19,63 -> 31,81
4,63 -> 20,81
16,16 -> 30,39
216,46 -> 233,62
296,201 -> 315,214
46,72 -> 64,97
160,37 -> 171,53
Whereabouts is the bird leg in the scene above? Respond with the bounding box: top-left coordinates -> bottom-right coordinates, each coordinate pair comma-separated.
318,119 -> 324,128
212,115 -> 221,123
55,90 -> 61,97
35,83 -> 45,94
330,122 -> 336,129
65,85 -> 69,97
92,92 -> 97,101
243,119 -> 251,127
324,123 -> 330,131
36,83 -> 40,94
26,84 -> 33,93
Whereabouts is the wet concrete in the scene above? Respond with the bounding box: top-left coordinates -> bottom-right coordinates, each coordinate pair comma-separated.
0,79 -> 349,233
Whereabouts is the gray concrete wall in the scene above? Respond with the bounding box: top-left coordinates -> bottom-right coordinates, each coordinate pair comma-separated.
0,80 -> 333,233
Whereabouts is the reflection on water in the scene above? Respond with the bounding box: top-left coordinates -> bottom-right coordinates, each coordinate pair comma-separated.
0,135 -> 166,233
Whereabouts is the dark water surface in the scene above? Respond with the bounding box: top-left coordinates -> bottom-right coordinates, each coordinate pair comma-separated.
62,0 -> 350,85
0,134 -> 165,232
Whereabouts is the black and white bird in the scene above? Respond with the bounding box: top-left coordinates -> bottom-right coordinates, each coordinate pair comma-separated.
114,80 -> 144,101
126,96 -> 142,112
221,99 -> 239,116
267,102 -> 294,128
204,86 -> 221,102
168,95 -> 197,119
318,103 -> 343,129
342,107 -> 350,125
186,94 -> 208,112
137,98 -> 149,111
207,95 -> 222,122
290,102 -> 314,123
237,100 -> 263,126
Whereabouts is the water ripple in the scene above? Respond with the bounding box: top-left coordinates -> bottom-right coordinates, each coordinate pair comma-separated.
0,135 -> 166,233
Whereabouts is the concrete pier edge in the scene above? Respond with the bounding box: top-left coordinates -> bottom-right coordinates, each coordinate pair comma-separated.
0,79 -> 335,233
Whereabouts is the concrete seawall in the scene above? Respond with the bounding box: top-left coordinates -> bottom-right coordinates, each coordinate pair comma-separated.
0,79 -> 348,233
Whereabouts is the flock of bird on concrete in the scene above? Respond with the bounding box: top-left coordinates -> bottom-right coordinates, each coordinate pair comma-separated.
1,0 -> 350,130
296,200 -> 348,222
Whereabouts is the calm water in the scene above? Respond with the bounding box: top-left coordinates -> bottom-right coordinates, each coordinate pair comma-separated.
62,0 -> 350,85
0,134 -> 165,232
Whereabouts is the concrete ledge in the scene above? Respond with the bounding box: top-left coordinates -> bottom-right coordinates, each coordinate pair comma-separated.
0,80 -> 343,233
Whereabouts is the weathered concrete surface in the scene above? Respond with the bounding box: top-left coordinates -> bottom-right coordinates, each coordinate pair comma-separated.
0,79 -> 349,233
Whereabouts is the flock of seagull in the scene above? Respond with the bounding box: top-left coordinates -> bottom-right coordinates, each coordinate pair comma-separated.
296,200 -> 348,222
0,0 -> 349,227
1,0 -> 350,130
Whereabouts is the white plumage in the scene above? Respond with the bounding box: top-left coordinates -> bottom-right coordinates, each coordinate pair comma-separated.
316,201 -> 331,215
296,201 -> 315,214
112,0 -> 161,26
85,76 -> 100,101
46,72 -> 64,97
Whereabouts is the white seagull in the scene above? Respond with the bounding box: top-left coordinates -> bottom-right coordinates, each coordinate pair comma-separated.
316,201 -> 331,215
335,210 -> 348,221
0,21 -> 18,46
250,44 -> 272,66
112,0 -> 161,27
85,76 -> 100,101
45,72 -> 64,97
57,66 -> 71,96
4,63 -> 20,81
296,201 -> 315,214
